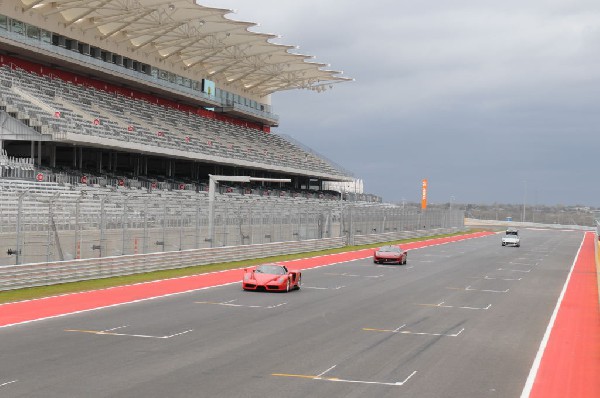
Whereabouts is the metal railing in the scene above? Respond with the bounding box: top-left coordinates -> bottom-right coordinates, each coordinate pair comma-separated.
0,238 -> 345,291
0,182 -> 465,289
465,218 -> 596,231
0,227 -> 465,291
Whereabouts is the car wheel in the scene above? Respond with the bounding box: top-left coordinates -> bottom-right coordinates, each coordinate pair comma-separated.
286,279 -> 290,292
296,275 -> 302,290
403,256 -> 407,265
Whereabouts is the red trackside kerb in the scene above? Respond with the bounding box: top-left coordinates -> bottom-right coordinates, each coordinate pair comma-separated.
0,231 -> 493,327
529,232 -> 600,398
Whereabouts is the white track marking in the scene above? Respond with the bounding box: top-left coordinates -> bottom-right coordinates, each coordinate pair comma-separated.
316,364 -> 337,378
195,300 -> 287,309
510,262 -> 535,266
469,276 -> 522,281
466,286 -> 509,293
102,325 -> 129,332
397,328 -> 464,337
0,280 -> 241,329
418,301 -> 492,310
498,268 -> 531,273
520,233 -> 586,398
363,326 -> 464,337
273,367 -> 417,387
0,380 -> 18,388
374,264 -> 414,269
324,272 -> 384,278
64,327 -> 193,339
302,286 -> 345,290
447,285 -> 509,293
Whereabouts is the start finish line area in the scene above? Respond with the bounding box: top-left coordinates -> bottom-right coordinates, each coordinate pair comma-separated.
0,230 -> 597,397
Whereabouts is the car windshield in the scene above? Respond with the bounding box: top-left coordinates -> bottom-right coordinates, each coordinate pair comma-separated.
506,230 -> 519,236
379,246 -> 401,252
255,264 -> 286,275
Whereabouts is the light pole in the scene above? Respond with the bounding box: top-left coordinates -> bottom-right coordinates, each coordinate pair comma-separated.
522,180 -> 527,222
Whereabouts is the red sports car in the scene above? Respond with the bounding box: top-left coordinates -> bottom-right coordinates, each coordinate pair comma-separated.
242,264 -> 301,292
373,245 -> 408,265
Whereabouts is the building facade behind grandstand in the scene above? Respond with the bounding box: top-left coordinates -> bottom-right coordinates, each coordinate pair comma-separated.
0,1 -> 463,268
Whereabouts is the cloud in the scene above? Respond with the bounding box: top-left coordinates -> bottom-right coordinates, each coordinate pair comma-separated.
203,0 -> 600,206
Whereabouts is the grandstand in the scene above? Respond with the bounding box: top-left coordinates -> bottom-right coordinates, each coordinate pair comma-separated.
0,0 -> 353,190
0,1 -> 465,272
0,0 -> 357,264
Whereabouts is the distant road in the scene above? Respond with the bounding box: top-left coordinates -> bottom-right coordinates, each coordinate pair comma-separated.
0,229 -> 584,397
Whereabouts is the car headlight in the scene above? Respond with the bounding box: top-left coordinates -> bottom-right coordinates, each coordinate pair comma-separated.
278,276 -> 287,283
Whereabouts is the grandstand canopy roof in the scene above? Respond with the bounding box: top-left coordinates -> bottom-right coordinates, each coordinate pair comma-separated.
19,0 -> 352,96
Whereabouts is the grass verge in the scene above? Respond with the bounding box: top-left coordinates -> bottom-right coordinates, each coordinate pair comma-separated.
0,229 -> 484,305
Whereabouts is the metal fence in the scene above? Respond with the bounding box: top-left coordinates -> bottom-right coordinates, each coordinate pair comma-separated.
465,218 -> 596,231
0,182 -> 464,268
0,238 -> 346,291
0,226 -> 469,291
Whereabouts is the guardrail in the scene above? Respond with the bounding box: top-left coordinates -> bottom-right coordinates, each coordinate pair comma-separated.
465,218 -> 596,231
352,227 -> 465,246
0,237 -> 345,291
0,226 -> 467,291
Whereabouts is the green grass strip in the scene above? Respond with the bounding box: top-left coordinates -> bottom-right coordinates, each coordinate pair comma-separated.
0,229 -> 484,304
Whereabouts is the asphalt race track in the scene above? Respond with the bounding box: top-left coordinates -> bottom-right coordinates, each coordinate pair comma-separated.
0,229 -> 584,397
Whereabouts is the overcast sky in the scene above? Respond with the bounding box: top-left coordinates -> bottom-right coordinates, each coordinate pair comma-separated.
204,1 -> 600,207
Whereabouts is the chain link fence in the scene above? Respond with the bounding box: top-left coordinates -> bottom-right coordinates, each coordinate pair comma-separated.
0,184 -> 464,266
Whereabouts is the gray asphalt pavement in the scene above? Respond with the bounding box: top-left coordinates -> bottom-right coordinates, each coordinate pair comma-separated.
0,229 -> 583,397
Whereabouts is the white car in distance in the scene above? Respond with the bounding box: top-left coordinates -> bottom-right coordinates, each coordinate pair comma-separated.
502,228 -> 520,247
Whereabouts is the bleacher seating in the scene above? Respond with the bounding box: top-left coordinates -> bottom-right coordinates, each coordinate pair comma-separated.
0,149 -> 35,178
0,65 -> 349,178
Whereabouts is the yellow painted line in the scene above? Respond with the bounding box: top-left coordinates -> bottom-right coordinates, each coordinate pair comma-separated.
362,327 -> 394,332
271,373 -> 318,379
